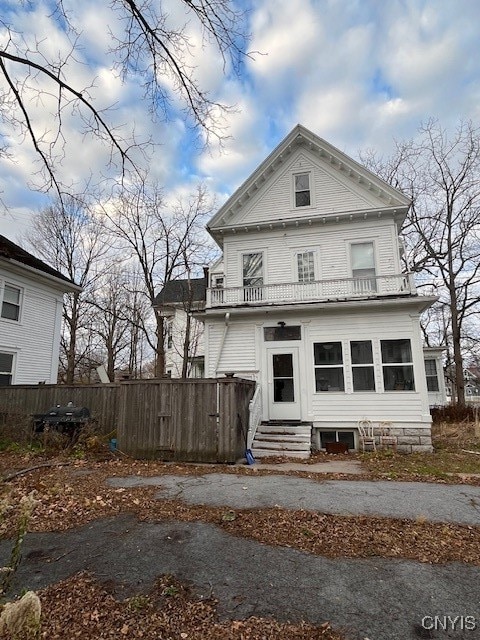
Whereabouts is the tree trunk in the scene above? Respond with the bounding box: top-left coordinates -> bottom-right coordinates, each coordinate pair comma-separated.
155,312 -> 165,377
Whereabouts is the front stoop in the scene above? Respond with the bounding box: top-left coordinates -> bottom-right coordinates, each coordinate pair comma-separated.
252,421 -> 312,459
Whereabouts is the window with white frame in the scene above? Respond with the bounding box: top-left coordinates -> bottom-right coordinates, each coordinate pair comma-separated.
294,173 -> 311,207
242,252 -> 263,301
0,353 -> 13,386
351,340 -> 375,391
424,358 -> 439,392
351,242 -> 376,292
297,251 -> 315,283
1,284 -> 21,321
314,342 -> 344,392
381,339 -> 415,391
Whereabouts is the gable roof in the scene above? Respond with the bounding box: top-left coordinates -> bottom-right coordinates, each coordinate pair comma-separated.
207,124 -> 410,241
0,235 -> 80,291
154,277 -> 207,306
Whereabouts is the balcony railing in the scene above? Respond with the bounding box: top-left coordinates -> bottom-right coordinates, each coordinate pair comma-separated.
206,273 -> 416,308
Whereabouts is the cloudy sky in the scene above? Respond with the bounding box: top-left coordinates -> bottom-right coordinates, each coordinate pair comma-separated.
1,0 -> 479,243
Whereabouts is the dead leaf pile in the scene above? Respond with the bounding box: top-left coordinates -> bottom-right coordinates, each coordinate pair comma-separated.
35,572 -> 342,640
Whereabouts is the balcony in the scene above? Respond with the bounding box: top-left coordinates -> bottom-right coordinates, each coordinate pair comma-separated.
206,273 -> 416,308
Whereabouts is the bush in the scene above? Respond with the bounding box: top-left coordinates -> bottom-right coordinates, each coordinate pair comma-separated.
431,404 -> 478,424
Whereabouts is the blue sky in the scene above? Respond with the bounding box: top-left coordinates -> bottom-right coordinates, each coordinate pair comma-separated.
1,0 -> 480,242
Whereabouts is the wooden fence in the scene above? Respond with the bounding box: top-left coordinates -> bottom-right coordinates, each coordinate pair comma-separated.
0,378 -> 255,463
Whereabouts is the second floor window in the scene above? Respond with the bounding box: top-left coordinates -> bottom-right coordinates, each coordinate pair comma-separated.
294,173 -> 311,207
297,251 -> 315,283
1,284 -> 21,321
351,242 -> 376,293
243,252 -> 263,301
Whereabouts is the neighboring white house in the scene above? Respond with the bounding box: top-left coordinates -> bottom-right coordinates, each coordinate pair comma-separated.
423,347 -> 447,407
0,235 -> 80,385
154,277 -> 206,378
198,124 -> 437,455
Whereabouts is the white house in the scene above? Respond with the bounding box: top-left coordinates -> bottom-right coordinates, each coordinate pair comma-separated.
423,347 -> 447,407
154,277 -> 206,378
199,125 -> 437,455
0,235 -> 80,385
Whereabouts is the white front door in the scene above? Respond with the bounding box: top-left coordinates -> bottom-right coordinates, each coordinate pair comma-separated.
267,347 -> 301,420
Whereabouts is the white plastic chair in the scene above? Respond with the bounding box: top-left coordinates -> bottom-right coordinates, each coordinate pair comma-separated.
357,418 -> 376,452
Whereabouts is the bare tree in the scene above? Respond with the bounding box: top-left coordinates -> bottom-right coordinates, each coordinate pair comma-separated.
0,1 -> 250,195
99,178 -> 214,377
27,196 -> 107,383
361,119 -> 480,405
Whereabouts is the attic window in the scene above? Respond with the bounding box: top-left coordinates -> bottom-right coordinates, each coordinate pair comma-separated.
294,173 -> 311,207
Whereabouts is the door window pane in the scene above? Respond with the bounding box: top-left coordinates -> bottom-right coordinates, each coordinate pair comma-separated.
272,353 -> 294,402
243,253 -> 263,301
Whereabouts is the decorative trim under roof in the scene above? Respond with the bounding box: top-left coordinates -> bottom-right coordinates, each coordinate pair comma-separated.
207,124 -> 410,238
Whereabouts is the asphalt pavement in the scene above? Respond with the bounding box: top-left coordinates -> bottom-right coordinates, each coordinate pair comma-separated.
3,472 -> 480,640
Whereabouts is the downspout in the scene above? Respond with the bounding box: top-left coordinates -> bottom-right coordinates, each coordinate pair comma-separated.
215,312 -> 230,376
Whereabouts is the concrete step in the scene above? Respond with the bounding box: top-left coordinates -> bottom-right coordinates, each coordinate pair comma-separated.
252,448 -> 310,459
255,433 -> 311,443
256,425 -> 311,436
252,440 -> 311,451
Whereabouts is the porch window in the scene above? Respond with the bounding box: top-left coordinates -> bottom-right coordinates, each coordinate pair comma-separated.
1,284 -> 21,321
381,339 -> 415,391
0,353 -> 13,386
297,251 -> 315,283
351,242 -> 376,293
314,342 -> 344,392
425,358 -> 439,392
243,253 -> 263,302
351,340 -> 375,391
294,173 -> 311,207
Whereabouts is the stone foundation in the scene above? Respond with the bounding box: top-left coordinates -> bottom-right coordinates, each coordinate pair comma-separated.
312,423 -> 433,454
389,427 -> 433,453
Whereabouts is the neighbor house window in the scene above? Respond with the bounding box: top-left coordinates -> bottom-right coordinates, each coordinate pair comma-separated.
1,284 -> 21,321
351,242 -> 376,293
243,252 -> 263,302
314,342 -> 344,392
166,320 -> 173,350
0,353 -> 13,386
294,173 -> 311,207
381,339 -> 415,390
351,340 -> 375,391
297,251 -> 315,283
425,358 -> 439,392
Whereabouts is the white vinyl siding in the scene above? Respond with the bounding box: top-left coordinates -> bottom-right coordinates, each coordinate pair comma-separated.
0,272 -> 65,384
235,149 -> 383,225
222,220 -> 395,289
